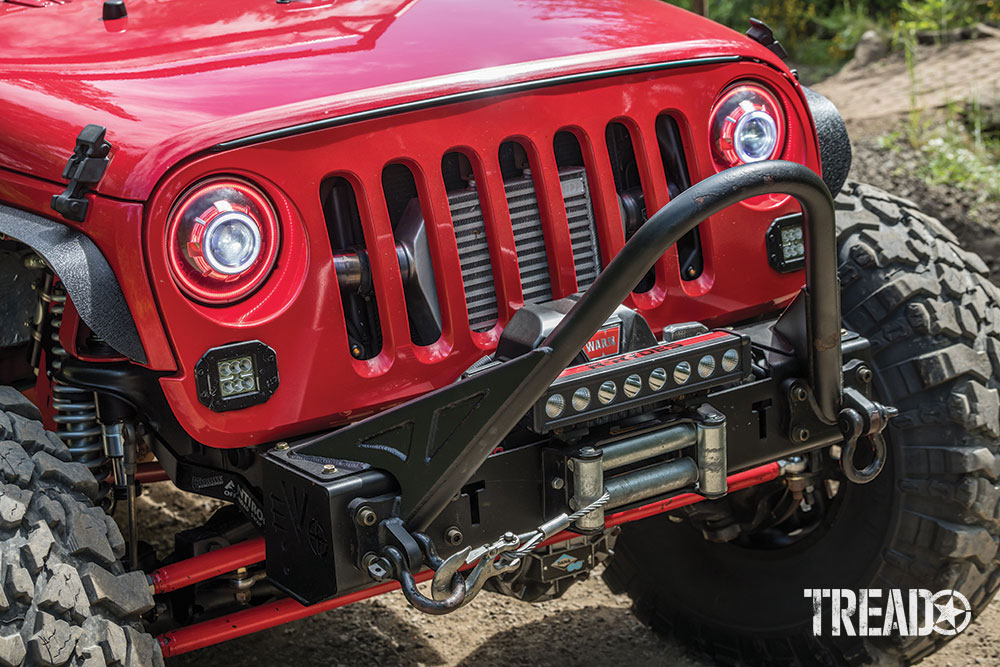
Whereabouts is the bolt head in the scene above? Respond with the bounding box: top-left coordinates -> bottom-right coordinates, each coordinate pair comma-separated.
356,507 -> 377,527
794,426 -> 810,442
550,477 -> 565,490
791,385 -> 808,402
445,527 -> 464,546
857,366 -> 873,383
322,463 -> 337,475
275,442 -> 290,451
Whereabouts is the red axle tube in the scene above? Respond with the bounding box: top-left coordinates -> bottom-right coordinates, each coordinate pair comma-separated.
155,461 -> 781,657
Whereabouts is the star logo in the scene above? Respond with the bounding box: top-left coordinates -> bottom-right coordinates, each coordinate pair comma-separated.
931,589 -> 972,635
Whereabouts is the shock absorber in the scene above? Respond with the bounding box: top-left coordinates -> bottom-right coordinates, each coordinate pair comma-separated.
38,282 -> 106,474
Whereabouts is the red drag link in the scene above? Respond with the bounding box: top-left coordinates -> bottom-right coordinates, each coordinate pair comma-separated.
156,461 -> 781,656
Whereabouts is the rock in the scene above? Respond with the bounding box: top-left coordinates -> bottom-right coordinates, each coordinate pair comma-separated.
964,86 -> 1000,134
847,30 -> 888,70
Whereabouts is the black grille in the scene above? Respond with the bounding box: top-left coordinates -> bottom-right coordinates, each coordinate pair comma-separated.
449,166 -> 600,332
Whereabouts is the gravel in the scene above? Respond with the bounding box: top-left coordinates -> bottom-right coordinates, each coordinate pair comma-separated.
849,133 -> 1000,275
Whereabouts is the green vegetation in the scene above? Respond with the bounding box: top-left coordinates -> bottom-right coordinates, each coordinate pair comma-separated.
878,119 -> 1000,200
666,1 -> 1000,200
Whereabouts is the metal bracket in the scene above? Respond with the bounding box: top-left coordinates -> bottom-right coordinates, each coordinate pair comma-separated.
51,125 -> 112,223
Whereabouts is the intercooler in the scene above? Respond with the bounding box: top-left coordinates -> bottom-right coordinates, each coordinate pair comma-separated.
450,167 -> 601,332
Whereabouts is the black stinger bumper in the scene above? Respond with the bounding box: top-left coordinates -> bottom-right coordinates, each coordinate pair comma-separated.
261,162 -> 855,605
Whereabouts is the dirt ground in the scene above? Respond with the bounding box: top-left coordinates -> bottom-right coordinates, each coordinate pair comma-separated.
161,35 -> 1000,667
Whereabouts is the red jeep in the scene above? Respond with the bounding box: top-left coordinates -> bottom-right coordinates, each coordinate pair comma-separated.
1,1 -> 997,665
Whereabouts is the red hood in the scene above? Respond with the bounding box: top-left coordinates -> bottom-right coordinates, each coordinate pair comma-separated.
0,0 -> 782,201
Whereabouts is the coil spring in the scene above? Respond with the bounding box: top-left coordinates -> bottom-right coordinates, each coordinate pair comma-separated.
42,285 -> 106,473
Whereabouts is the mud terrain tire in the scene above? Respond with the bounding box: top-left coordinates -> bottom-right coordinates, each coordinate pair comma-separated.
604,181 -> 1000,665
0,387 -> 162,666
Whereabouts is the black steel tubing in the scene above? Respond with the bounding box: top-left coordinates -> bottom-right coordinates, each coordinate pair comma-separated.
542,161 -> 841,423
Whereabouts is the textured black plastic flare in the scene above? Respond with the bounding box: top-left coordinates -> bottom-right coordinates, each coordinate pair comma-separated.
542,160 -> 841,424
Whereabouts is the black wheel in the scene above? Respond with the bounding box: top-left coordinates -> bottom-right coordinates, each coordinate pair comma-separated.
0,386 -> 162,666
604,182 -> 1000,665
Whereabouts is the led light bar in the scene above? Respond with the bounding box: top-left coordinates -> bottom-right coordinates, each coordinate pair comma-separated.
532,330 -> 751,432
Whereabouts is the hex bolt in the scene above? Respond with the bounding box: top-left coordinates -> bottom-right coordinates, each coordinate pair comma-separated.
550,477 -> 565,490
856,366 -> 873,384
322,463 -> 338,475
445,526 -> 464,546
274,442 -> 290,451
793,426 -> 811,443
356,507 -> 377,527
791,385 -> 808,402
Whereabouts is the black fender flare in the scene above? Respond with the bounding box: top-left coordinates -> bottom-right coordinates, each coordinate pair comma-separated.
802,86 -> 852,197
0,203 -> 147,364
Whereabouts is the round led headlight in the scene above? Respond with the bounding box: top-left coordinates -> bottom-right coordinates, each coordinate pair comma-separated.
200,209 -> 262,275
166,178 -> 280,305
710,83 -> 786,170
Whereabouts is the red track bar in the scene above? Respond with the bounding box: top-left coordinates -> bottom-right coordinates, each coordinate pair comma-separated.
158,571 -> 435,657
150,538 -> 267,594
157,462 -> 781,657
